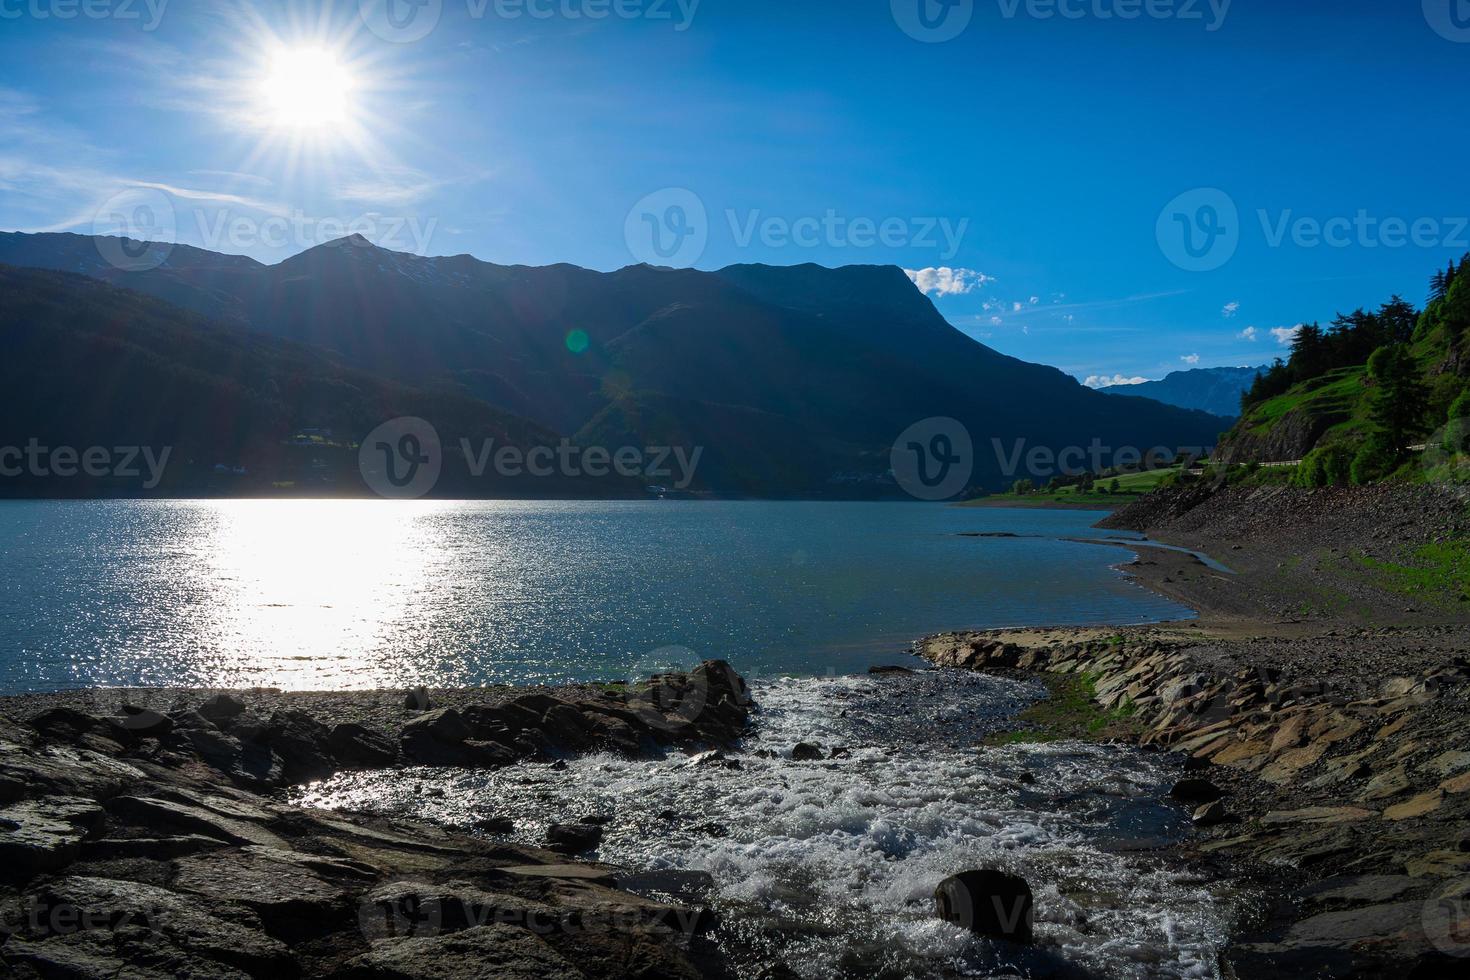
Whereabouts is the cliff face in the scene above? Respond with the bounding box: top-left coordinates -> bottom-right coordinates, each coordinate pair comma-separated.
1213,406 -> 1346,464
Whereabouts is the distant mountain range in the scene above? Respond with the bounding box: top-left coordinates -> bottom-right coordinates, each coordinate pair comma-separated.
0,232 -> 1231,497
1098,365 -> 1267,419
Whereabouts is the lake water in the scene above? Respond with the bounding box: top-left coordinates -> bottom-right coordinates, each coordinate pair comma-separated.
0,500 -> 1191,694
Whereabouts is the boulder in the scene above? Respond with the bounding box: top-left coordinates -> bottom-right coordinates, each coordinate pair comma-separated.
1191,801 -> 1230,827
262,710 -> 337,784
404,687 -> 433,712
198,693 -> 246,726
791,743 -> 824,761
116,705 -> 174,736
545,823 -> 604,854
934,870 -> 1034,944
402,708 -> 472,745
1168,778 -> 1223,804
27,708 -> 132,754
329,723 -> 398,769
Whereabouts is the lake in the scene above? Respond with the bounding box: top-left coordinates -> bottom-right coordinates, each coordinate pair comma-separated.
0,499 -> 1191,694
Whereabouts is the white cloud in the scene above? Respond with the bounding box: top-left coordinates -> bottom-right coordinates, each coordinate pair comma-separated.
1238,326 -> 1259,341
1084,374 -> 1152,388
904,267 -> 993,297
1222,301 -> 1240,318
1181,354 -> 1201,365
1271,325 -> 1303,346
990,316 -> 1003,326
1012,301 -> 1023,312
1029,296 -> 1039,305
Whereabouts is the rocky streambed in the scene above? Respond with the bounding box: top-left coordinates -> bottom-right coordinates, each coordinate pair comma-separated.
0,662 -> 752,978
921,625 -> 1470,978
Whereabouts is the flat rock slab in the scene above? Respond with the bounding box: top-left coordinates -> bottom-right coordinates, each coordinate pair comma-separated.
340,923 -> 583,980
1260,806 -> 1377,826
104,795 -> 287,849
0,796 -> 105,879
500,863 -> 619,884
11,875 -> 290,977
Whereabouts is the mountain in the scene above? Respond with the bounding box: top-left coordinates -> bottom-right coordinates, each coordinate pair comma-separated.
1098,366 -> 1267,419
0,264 -> 635,497
0,232 -> 1232,495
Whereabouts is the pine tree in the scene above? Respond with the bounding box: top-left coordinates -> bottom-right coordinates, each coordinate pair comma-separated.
1367,345 -> 1430,456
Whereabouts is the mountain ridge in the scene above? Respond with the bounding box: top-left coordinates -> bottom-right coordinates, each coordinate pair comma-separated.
0,231 -> 1231,495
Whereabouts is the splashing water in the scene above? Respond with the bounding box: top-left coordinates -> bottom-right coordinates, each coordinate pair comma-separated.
298,670 -> 1238,979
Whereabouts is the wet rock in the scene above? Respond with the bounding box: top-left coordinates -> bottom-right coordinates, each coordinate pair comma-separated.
868,665 -> 914,675
934,869 -> 1034,944
579,710 -> 641,754
791,743 -> 824,761
1168,778 -> 1223,804
198,692 -> 247,726
545,822 -> 603,854
1298,875 -> 1421,911
0,797 -> 105,881
1192,801 -> 1230,827
472,815 -> 516,834
329,723 -> 398,769
540,703 -> 595,751
338,922 -> 578,980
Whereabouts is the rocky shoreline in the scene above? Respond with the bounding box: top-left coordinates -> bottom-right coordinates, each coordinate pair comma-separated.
1,662 -> 752,978
921,482 -> 1470,978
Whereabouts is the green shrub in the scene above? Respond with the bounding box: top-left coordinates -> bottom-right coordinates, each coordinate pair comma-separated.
1297,444 -> 1354,487
1450,389 -> 1470,423
1351,436 -> 1398,485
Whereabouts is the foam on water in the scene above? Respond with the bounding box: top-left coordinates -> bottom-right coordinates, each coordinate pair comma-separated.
298,671 -> 1237,978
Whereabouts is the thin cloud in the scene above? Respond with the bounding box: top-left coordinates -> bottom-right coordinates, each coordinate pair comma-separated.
1222,301 -> 1240,318
1271,325 -> 1304,346
1238,326 -> 1259,341
1181,354 -> 1201,365
1084,374 -> 1152,388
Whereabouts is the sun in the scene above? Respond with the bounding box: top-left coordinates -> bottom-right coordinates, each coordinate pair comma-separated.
258,45 -> 356,131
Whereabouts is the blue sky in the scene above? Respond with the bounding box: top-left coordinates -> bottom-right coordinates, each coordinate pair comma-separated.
2,0 -> 1468,385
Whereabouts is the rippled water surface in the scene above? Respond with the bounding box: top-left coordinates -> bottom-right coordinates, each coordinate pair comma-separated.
0,499 -> 1191,693
299,671 -> 1235,979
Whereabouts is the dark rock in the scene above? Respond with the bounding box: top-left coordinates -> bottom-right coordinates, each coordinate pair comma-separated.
116,705 -> 173,736
9,874 -> 292,976
27,707 -> 132,754
198,693 -> 246,726
261,710 -> 336,784
473,816 -> 516,834
1168,778 -> 1223,804
1191,801 -> 1230,827
80,834 -> 227,860
540,703 -> 595,751
0,797 -> 105,881
868,665 -> 914,675
545,823 -> 603,854
934,869 -> 1034,944
338,922 -> 577,979
171,846 -> 374,942
580,709 -> 642,754
402,708 -> 472,745
404,687 -> 433,711
104,795 -> 287,849
791,743 -> 824,761
329,723 -> 398,769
